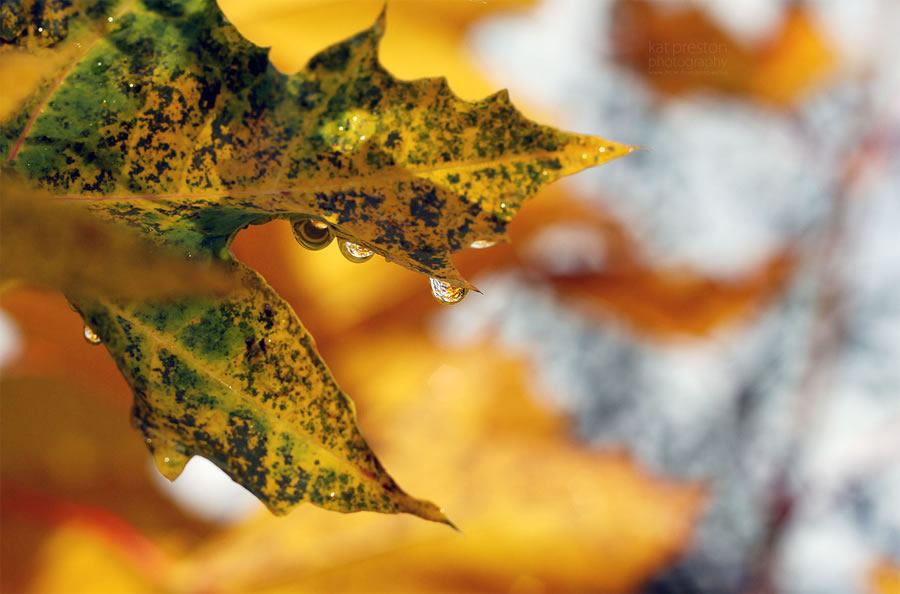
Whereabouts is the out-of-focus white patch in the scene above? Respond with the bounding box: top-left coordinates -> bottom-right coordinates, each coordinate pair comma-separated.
0,309 -> 23,370
691,0 -> 784,43
523,223 -> 607,275
148,455 -> 262,524
775,513 -> 873,594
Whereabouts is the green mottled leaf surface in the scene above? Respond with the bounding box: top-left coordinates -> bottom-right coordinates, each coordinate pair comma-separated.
2,0 -> 632,521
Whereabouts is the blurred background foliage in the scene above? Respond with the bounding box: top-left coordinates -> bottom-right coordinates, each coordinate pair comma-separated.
1,0 -> 898,593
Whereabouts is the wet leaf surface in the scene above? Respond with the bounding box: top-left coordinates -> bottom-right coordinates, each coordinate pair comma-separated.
1,0 -> 631,520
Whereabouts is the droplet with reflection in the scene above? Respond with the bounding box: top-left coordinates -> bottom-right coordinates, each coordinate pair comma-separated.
292,218 -> 333,251
470,239 -> 496,249
83,324 -> 102,345
338,239 -> 374,263
430,278 -> 468,305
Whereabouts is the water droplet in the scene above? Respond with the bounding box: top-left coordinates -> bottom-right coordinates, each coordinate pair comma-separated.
329,492 -> 335,498
107,16 -> 114,22
352,116 -> 358,121
359,135 -> 366,141
338,126 -> 344,131
470,239 -> 496,249
128,83 -> 134,88
37,27 -> 43,33
146,438 -> 152,444
292,218 -> 333,251
164,457 -> 170,463
338,239 -> 374,263
83,324 -> 102,345
96,61 -> 102,66
430,278 -> 468,305
581,153 -> 588,159
598,147 -> 606,153
541,170 -> 549,177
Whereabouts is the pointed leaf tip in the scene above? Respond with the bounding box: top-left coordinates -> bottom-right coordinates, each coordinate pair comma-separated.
373,4 -> 387,37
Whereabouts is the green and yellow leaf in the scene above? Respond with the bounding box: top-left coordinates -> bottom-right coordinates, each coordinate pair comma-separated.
1,0 -> 633,521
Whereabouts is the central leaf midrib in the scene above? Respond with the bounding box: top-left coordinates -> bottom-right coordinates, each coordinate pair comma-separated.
58,145 -> 568,202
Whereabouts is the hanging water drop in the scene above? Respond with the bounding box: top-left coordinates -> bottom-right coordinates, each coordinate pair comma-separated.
470,239 -> 496,249
338,239 -> 374,263
430,278 -> 468,305
292,218 -> 333,251
83,324 -> 102,345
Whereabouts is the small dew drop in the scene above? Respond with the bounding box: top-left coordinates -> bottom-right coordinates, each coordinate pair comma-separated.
107,16 -> 114,22
581,153 -> 588,159
352,116 -> 358,121
359,135 -> 366,141
338,239 -> 374,263
146,438 -> 152,444
292,218 -> 333,251
37,27 -> 43,33
500,202 -> 508,209
164,457 -> 171,463
329,492 -> 335,498
470,239 -> 496,249
83,324 -> 102,345
338,126 -> 344,131
430,278 -> 468,305
129,83 -> 134,88
97,61 -> 102,66
598,147 -> 606,153
541,170 -> 549,176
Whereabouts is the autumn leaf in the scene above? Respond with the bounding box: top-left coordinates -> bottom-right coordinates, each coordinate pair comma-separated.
1,0 -> 633,521
2,0 -> 632,286
612,0 -> 835,106
513,194 -> 796,337
0,174 -> 237,298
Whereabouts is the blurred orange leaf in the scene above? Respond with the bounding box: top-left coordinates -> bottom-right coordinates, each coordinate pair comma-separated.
613,0 -> 836,106
546,249 -> 794,337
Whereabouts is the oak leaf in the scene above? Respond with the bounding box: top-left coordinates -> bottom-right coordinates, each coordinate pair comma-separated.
2,0 -> 632,521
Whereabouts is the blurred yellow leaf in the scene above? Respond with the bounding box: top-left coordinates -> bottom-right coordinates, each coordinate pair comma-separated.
158,332 -> 705,594
872,561 -> 900,594
748,5 -> 837,106
27,522 -> 161,594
